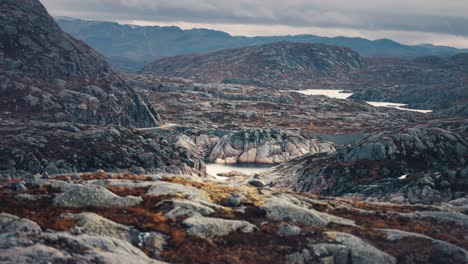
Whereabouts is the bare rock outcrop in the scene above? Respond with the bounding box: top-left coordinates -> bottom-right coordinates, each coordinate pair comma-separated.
0,121 -> 205,179
263,127 -> 468,204
2,173 -> 467,263
208,128 -> 335,164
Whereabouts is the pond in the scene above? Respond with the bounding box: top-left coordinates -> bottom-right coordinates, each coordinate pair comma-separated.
295,89 -> 432,113
206,163 -> 274,177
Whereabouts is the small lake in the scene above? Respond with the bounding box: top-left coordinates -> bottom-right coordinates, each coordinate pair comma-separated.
297,89 -> 354,99
206,163 -> 274,177
295,89 -> 432,113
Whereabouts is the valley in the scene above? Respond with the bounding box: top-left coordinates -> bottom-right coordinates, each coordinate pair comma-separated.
0,1 -> 467,263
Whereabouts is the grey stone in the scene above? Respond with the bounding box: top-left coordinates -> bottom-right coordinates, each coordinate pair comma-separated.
63,213 -> 132,241
381,229 -> 468,263
260,197 -> 355,227
160,199 -> 215,218
310,243 -> 350,264
42,232 -> 148,257
135,232 -> 168,259
183,216 -> 257,239
147,181 -> 211,201
0,213 -> 41,234
0,244 -> 73,263
53,184 -> 143,208
447,198 -> 468,213
277,224 -> 301,237
416,211 -> 468,228
286,249 -> 313,264
0,232 -> 35,249
85,251 -> 166,264
248,179 -> 266,187
14,194 -> 44,202
313,231 -> 397,264
226,194 -> 243,207
15,182 -> 28,192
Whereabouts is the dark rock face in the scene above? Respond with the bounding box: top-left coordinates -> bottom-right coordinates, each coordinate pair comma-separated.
0,122 -> 205,179
0,0 -> 108,78
0,0 -> 162,127
263,127 -> 468,204
143,42 -> 366,89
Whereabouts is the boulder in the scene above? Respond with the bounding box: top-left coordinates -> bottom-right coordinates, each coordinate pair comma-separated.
53,184 -> 143,208
0,213 -> 41,234
277,224 -> 301,237
311,232 -> 397,264
64,213 -> 132,241
381,229 -> 468,263
260,197 -> 354,227
159,199 -> 216,218
0,244 -> 74,263
147,181 -> 211,201
182,216 -> 257,239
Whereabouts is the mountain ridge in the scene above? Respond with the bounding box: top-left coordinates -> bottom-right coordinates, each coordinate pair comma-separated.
56,17 -> 468,72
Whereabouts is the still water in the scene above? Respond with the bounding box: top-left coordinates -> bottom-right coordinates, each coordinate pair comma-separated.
295,89 -> 432,113
206,163 -> 274,176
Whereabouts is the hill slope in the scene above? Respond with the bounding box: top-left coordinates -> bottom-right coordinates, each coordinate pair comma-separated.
260,127 -> 468,204
0,0 -> 161,127
57,17 -> 467,71
0,0 -> 206,178
143,42 -> 366,89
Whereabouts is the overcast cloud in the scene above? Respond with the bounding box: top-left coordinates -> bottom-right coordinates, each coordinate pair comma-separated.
41,0 -> 468,48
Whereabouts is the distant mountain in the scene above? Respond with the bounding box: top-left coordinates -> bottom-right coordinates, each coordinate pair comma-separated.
143,42 -> 366,89
56,17 -> 467,72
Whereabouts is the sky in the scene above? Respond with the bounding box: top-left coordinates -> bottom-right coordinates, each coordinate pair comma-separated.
42,0 -> 468,48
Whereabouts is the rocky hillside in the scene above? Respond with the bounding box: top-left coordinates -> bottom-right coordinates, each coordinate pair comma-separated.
0,0 -> 161,127
261,127 -> 468,204
0,0 -> 205,178
1,172 -> 467,263
0,0 -> 108,78
346,55 -> 468,116
0,121 -> 205,179
143,42 -> 366,89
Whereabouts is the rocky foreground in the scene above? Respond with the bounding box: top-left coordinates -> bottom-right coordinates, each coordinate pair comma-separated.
1,171 -> 467,263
